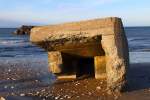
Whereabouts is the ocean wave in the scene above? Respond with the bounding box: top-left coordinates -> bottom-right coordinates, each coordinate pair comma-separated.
0,54 -> 16,57
128,37 -> 150,42
0,40 -> 28,44
129,45 -> 150,52
130,52 -> 150,63
140,49 -> 150,52
0,40 -> 29,47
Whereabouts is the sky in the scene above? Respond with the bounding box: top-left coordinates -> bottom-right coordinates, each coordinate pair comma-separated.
0,0 -> 150,27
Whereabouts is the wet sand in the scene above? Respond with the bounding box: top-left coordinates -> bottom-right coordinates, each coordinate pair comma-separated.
0,62 -> 150,100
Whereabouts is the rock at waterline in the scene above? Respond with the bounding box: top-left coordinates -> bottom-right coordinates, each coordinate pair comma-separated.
13,25 -> 35,35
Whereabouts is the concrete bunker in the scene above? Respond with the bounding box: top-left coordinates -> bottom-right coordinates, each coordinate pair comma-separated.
30,17 -> 129,92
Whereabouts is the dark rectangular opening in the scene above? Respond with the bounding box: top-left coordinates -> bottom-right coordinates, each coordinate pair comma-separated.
61,53 -> 95,78
76,57 -> 95,78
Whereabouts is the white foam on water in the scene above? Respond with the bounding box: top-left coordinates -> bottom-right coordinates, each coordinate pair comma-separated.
130,52 -> 150,63
0,40 -> 29,47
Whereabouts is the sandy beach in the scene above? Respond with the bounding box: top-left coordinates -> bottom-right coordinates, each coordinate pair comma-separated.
0,62 -> 150,100
0,0 -> 150,99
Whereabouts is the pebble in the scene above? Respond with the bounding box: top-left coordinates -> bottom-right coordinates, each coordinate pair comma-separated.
28,93 -> 33,95
11,92 -> 15,95
64,95 -> 67,98
7,78 -> 10,80
114,95 -> 119,100
36,91 -> 40,94
55,96 -> 59,100
96,86 -> 101,90
4,85 -> 8,89
35,80 -> 39,82
11,86 -> 14,89
20,93 -> 25,96
8,69 -> 11,72
41,89 -> 46,92
88,92 -> 92,95
12,78 -> 16,80
72,90 -> 76,93
64,95 -> 71,98
67,96 -> 71,99
75,83 -> 80,86
76,96 -> 80,98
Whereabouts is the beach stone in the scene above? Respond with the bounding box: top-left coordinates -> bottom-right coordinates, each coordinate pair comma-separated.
11,86 -> 14,89
20,93 -> 25,96
4,85 -> 8,89
30,17 -> 129,93
96,86 -> 101,90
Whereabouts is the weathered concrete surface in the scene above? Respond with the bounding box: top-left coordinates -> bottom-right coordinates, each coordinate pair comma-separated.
94,56 -> 106,79
30,17 -> 129,93
48,51 -> 62,74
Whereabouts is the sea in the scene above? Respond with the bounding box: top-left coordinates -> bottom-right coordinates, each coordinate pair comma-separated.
0,28 -> 48,68
0,27 -> 150,66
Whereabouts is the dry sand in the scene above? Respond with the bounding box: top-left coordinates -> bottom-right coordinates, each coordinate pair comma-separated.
0,62 -> 150,100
